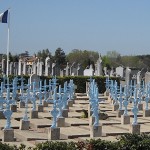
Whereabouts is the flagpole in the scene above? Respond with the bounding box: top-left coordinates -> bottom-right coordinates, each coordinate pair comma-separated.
6,9 -> 10,77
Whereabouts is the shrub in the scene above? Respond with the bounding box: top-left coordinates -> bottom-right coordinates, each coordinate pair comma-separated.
3,75 -> 120,93
1,134 -> 150,149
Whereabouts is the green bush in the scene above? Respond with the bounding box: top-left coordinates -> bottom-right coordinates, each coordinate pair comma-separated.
1,134 -> 150,149
117,133 -> 150,150
88,138 -> 117,150
2,75 -> 120,93
0,142 -> 16,150
33,141 -> 76,150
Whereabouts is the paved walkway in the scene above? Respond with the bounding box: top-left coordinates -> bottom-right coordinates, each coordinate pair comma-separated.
1,93 -> 150,148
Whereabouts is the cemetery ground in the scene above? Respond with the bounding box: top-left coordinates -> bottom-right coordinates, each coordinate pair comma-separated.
1,93 -> 150,149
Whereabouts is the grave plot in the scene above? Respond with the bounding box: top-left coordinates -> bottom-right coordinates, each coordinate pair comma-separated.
1,76 -> 150,148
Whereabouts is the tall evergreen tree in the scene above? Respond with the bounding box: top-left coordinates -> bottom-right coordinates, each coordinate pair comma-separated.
54,47 -> 66,68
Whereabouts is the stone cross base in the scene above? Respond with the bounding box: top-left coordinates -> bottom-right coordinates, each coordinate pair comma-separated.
143,109 -> 150,117
112,104 -> 119,111
19,101 -> 25,108
121,115 -> 130,124
90,125 -> 102,138
38,105 -> 44,112
116,109 -> 124,118
20,119 -> 30,130
130,124 -> 140,134
0,110 -> 5,119
43,101 -> 48,107
138,103 -> 143,111
89,116 -> 95,126
3,128 -> 14,142
48,127 -> 60,140
88,104 -> 93,118
73,95 -> 77,100
67,100 -> 73,107
11,104 -> 17,112
30,110 -> 38,119
107,96 -> 112,103
62,109 -> 69,118
57,117 -> 65,127
72,99 -> 75,104
104,91 -> 109,97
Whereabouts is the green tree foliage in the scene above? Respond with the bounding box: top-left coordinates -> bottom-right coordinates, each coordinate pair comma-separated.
106,50 -> 121,67
136,55 -> 150,69
12,54 -> 19,62
2,52 -> 19,62
102,55 -> 111,69
121,56 -> 139,68
54,47 -> 66,68
66,49 -> 99,69
36,49 -> 52,63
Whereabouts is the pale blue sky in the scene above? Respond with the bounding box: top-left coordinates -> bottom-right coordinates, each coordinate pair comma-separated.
0,0 -> 150,56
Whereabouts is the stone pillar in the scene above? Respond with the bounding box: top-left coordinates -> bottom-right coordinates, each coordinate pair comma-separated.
38,105 -> 44,112
32,62 -> 37,74
104,91 -> 109,97
18,59 -> 22,75
107,95 -> 112,103
143,109 -> 150,117
112,103 -> 119,111
96,53 -> 102,76
0,110 -> 5,119
45,57 -> 50,76
89,116 -> 95,126
90,125 -> 102,138
20,119 -> 30,130
67,100 -> 73,107
88,104 -> 92,118
23,62 -> 27,75
30,110 -> 38,119
39,62 -> 43,76
19,101 -> 25,108
3,128 -> 14,142
62,109 -> 69,118
9,62 -> 13,75
65,62 -> 69,76
52,63 -> 56,76
121,115 -> 130,124
130,124 -> 140,134
57,117 -> 65,127
11,104 -> 17,112
48,127 -> 60,140
138,103 -> 143,111
43,101 -> 48,107
116,109 -> 124,118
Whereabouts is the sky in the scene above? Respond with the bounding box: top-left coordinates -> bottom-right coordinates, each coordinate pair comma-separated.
0,0 -> 150,56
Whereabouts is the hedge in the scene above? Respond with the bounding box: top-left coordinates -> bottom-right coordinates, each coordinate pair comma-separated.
0,75 -> 120,93
1,134 -> 150,150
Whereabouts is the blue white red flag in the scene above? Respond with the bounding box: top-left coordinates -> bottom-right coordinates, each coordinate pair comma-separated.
0,10 -> 8,23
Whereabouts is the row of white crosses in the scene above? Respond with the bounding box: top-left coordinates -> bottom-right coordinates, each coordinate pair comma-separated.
49,79 -> 76,128
0,78 -> 16,129
107,78 -> 150,125
88,78 -> 100,127
0,76 -> 76,130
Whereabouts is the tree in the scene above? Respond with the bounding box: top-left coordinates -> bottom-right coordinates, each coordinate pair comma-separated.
121,56 -> 139,68
12,54 -> 19,62
2,52 -> 19,62
36,49 -> 52,63
66,49 -> 99,69
106,50 -> 121,67
54,47 -> 66,68
102,56 -> 111,70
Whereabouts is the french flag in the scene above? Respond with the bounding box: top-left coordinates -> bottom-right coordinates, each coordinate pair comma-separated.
0,10 -> 8,23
